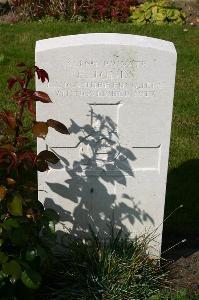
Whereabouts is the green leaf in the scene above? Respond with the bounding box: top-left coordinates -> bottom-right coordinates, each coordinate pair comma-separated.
3,218 -> 19,231
0,239 -> 3,247
48,220 -> 55,234
37,246 -> 48,264
167,8 -> 180,20
131,11 -> 143,20
25,248 -> 37,262
142,2 -> 155,11
2,260 -> 21,281
10,227 -> 28,247
44,208 -> 59,223
0,271 -> 7,281
180,11 -> 186,19
7,193 -> 23,216
0,252 -> 8,264
154,12 -> 166,21
21,269 -> 41,289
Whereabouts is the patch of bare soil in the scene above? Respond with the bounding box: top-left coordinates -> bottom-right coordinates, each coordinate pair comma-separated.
168,251 -> 199,296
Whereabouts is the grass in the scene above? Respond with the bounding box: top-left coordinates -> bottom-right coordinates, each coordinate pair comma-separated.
0,22 -> 198,238
37,226 -> 198,300
150,289 -> 199,300
38,228 -> 167,300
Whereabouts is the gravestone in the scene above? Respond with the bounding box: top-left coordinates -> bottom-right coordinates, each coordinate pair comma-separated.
36,33 -> 177,255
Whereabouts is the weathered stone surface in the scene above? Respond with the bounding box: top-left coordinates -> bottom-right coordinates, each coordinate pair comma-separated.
36,33 -> 176,255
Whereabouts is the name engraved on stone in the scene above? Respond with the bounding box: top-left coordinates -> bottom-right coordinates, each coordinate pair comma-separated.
76,70 -> 135,79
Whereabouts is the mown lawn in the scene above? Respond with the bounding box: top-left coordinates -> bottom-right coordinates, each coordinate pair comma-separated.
0,22 -> 198,239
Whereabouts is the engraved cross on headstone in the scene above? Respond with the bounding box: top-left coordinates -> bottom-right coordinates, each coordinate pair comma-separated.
36,34 -> 176,255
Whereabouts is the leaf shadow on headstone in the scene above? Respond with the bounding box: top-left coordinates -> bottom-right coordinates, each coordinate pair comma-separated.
44,112 -> 154,239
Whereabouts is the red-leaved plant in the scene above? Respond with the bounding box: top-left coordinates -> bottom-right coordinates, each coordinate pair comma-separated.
10,0 -> 138,22
0,64 -> 69,295
76,0 -> 137,22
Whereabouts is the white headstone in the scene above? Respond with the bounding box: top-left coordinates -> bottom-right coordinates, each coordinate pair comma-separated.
36,33 -> 176,255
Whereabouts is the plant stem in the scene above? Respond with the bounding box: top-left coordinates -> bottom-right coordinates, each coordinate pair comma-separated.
13,73 -> 31,147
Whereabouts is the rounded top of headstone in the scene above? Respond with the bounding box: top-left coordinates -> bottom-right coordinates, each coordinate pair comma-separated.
36,33 -> 176,55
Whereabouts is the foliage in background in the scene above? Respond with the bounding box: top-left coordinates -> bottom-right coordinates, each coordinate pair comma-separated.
129,0 -> 186,25
72,0 -> 137,22
39,228 -> 167,300
10,0 -> 72,21
10,0 -> 138,22
0,1 -> 10,16
8,0 -> 187,24
0,64 -> 69,298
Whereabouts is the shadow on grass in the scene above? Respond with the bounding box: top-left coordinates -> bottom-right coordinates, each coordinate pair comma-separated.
162,159 -> 199,259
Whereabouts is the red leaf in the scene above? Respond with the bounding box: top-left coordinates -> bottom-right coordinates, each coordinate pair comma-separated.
24,89 -> 34,97
7,77 -> 24,90
33,91 -> 52,103
37,150 -> 59,164
8,152 -> 18,173
0,149 -> 17,174
5,112 -> 16,129
12,90 -> 21,101
26,68 -> 33,79
35,66 -> 49,83
32,122 -> 48,139
0,186 -> 7,200
0,144 -> 14,151
17,97 -> 26,108
16,136 -> 29,148
0,111 -> 16,129
37,160 -> 49,172
18,151 -> 37,168
7,77 -> 17,90
6,178 -> 16,186
36,150 -> 59,172
6,112 -> 16,129
28,98 -> 36,115
47,119 -> 70,135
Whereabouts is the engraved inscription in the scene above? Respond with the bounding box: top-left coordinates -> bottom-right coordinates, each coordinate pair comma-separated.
47,80 -> 165,98
44,55 -> 163,99
76,69 -> 135,79
56,89 -> 155,98
65,58 -> 145,69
